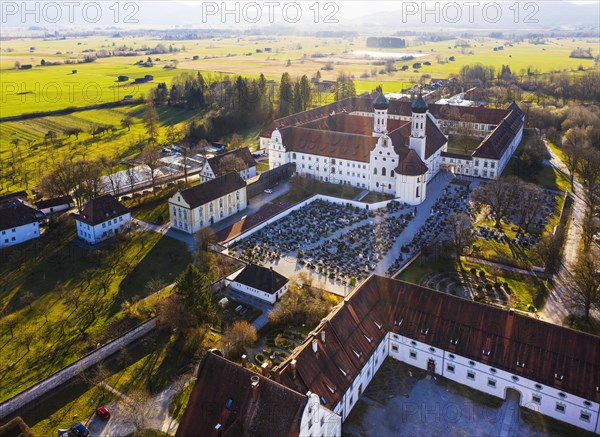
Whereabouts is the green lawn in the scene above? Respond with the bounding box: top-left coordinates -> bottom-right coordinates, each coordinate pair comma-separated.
397,257 -> 547,312
471,193 -> 565,269
0,221 -> 191,403
1,35 -> 596,117
0,105 -> 205,193
446,136 -> 482,155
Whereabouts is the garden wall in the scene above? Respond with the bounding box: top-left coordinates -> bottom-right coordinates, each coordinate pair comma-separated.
0,318 -> 157,421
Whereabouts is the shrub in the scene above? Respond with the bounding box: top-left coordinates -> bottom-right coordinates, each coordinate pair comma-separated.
255,353 -> 265,364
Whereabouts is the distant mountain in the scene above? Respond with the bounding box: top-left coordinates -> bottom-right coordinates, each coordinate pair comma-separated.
352,1 -> 599,31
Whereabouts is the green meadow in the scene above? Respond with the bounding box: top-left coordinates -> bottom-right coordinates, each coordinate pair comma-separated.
2,35 -> 597,117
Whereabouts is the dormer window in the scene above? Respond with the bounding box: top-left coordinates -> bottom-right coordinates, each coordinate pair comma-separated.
517,361 -> 525,368
450,338 -> 459,345
363,334 -> 372,343
326,384 -> 336,394
374,321 -> 382,330
338,367 -> 347,377
421,328 -> 429,335
352,349 -> 362,359
395,319 -> 403,327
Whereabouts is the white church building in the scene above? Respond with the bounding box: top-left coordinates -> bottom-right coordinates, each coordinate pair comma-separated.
262,91 -> 524,204
266,90 -> 446,205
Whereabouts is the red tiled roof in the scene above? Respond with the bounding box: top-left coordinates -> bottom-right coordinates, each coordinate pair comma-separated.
0,200 -> 39,231
280,127 -> 376,163
178,172 -> 246,208
207,147 -> 256,177
473,108 -> 524,159
176,351 -> 307,437
262,96 -> 514,140
75,194 -> 129,226
277,276 -> 600,404
395,149 -> 428,176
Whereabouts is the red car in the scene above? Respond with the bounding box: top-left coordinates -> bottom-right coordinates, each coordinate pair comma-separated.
95,406 -> 111,420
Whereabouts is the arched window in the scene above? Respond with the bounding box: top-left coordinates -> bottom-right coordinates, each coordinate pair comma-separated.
391,170 -> 395,177
416,186 -> 420,197
292,153 -> 296,159
382,167 -> 386,177
373,168 -> 377,175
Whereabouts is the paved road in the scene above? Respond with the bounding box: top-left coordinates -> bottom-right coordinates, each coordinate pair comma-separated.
86,378 -> 188,436
538,140 -> 589,324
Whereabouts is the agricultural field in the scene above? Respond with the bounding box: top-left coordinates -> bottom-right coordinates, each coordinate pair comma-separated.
0,104 -> 204,193
0,220 -> 192,403
1,35 -> 598,116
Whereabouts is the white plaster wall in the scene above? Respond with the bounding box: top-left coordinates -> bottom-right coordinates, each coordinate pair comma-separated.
0,222 -> 39,248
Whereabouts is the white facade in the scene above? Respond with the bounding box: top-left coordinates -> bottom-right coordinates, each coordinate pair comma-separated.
328,331 -> 600,434
299,392 -> 342,437
268,108 -> 441,205
37,202 -> 72,215
230,280 -> 288,305
169,187 -> 247,234
0,222 -> 40,248
76,213 -> 131,245
200,160 -> 257,183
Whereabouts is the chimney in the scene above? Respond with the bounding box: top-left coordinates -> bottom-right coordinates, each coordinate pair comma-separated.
261,361 -> 269,377
251,375 -> 259,401
241,354 -> 247,368
320,330 -> 326,344
312,334 -> 318,353
291,359 -> 297,380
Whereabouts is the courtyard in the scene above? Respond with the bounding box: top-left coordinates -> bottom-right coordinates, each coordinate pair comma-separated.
343,359 -> 592,437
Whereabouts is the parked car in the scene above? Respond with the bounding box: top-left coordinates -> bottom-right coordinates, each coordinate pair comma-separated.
69,423 -> 89,437
264,189 -> 273,194
96,406 -> 111,420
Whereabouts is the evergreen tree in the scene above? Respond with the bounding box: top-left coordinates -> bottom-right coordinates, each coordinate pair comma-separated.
174,264 -> 216,325
279,72 -> 294,117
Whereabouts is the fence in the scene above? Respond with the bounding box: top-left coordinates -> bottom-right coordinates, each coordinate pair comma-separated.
223,194 -> 396,247
0,318 -> 157,421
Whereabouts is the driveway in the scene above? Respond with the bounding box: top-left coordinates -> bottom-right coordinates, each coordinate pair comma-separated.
223,287 -> 274,331
86,378 -> 188,436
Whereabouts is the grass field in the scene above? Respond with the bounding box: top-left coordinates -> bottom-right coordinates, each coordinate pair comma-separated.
1,35 -> 597,116
396,257 -> 547,311
471,192 -> 565,269
0,221 -> 191,403
446,135 -> 482,155
0,104 -> 205,193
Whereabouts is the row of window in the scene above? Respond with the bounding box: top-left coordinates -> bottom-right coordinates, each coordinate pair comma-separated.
101,216 -> 123,228
1,228 -> 18,235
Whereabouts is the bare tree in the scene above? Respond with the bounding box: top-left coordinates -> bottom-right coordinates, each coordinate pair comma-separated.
125,165 -> 137,194
74,160 -> 103,203
100,157 -> 122,196
120,389 -> 153,432
514,182 -> 546,233
570,252 -> 600,320
222,321 -> 258,358
471,177 -> 521,228
228,133 -> 243,150
562,127 -> 587,192
446,213 -> 474,260
139,144 -> 162,195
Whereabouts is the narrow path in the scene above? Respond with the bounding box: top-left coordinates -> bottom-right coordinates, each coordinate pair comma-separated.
538,140 -> 586,324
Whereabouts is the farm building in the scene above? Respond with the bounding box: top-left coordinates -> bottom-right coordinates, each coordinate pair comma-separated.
35,195 -> 74,215
199,147 -> 256,182
75,194 -> 131,244
0,200 -> 43,248
230,264 -> 289,304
